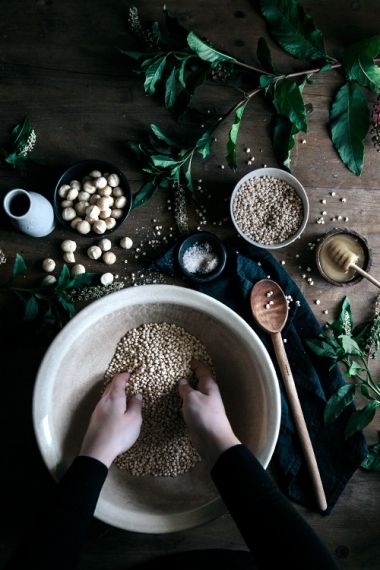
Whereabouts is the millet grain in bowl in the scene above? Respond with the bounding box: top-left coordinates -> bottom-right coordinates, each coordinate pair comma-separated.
232,175 -> 304,245
104,322 -> 214,477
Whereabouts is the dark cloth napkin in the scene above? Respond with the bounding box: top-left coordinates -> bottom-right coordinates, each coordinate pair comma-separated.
152,237 -> 368,514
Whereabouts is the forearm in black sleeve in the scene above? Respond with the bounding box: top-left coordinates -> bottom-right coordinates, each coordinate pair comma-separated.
211,444 -> 340,570
5,456 -> 108,570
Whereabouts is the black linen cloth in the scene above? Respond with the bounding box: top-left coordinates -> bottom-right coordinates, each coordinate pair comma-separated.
152,237 -> 368,513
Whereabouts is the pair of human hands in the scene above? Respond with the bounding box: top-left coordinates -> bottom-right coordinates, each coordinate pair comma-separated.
79,360 -> 240,468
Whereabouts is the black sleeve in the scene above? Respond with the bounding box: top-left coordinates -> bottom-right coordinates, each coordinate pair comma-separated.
211,444 -> 340,570
5,456 -> 108,570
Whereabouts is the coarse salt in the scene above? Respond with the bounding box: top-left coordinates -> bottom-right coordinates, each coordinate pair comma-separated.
182,242 -> 219,274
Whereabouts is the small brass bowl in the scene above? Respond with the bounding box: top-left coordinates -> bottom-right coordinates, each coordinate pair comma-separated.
315,228 -> 372,286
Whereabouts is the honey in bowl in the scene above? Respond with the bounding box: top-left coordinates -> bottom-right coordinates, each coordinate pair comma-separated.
316,230 -> 370,285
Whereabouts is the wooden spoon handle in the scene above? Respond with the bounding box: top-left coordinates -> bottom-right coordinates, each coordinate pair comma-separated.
272,332 -> 328,512
351,263 -> 380,290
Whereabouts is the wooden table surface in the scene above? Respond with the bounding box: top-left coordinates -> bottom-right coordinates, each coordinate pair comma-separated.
1,1 -> 379,568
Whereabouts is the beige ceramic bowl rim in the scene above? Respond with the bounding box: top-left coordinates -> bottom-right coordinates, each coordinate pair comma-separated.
33,284 -> 281,533
230,167 -> 310,250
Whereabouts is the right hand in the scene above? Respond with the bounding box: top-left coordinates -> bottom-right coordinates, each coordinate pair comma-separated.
178,359 -> 241,466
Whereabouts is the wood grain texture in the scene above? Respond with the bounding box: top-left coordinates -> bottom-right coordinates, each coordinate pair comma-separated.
0,1 -> 379,568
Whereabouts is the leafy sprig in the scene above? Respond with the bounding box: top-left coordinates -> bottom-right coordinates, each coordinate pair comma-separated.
127,122 -> 216,208
0,254 -> 97,336
0,117 -> 37,173
306,297 -> 380,471
122,1 -> 380,211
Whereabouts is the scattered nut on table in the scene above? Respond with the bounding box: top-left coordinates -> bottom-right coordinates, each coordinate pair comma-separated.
57,169 -> 128,235
71,264 -> 86,276
98,238 -> 112,251
63,252 -> 76,263
103,251 -> 116,265
42,258 -> 56,272
87,245 -> 102,260
100,272 -> 114,286
120,236 -> 133,249
42,274 -> 57,286
61,240 -> 77,253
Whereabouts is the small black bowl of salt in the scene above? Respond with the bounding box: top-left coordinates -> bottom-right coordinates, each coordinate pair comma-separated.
177,231 -> 227,283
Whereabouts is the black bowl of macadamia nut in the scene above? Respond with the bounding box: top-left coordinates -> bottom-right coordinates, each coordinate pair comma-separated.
53,160 -> 132,236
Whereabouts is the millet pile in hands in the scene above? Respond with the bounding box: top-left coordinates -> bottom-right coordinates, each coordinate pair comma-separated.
232,175 -> 304,245
104,322 -> 214,477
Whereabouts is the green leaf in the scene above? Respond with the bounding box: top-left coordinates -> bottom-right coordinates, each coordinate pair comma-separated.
57,265 -> 71,288
165,67 -> 178,109
24,295 -> 39,321
361,443 -> 380,471
338,334 -> 362,356
144,55 -> 167,95
305,338 -> 338,360
257,37 -> 274,72
260,74 -> 276,93
11,117 -> 32,148
360,384 -> 375,400
345,400 -> 380,438
67,273 -> 96,289
126,141 -> 146,162
178,55 -> 191,88
344,36 -> 380,94
226,99 -> 249,171
150,124 -> 179,147
187,31 -> 237,65
260,0 -> 327,62
132,180 -> 157,209
272,114 -> 299,170
329,81 -> 370,176
183,159 -> 194,195
324,383 -> 356,424
150,154 -> 181,168
195,130 -> 213,158
57,296 -> 77,318
119,49 -> 154,60
345,361 -> 362,377
12,253 -> 27,277
273,78 -> 307,132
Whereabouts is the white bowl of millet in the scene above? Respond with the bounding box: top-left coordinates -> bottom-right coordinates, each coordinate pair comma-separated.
230,167 -> 309,249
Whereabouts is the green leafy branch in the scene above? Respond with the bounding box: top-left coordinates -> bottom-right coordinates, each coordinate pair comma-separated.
122,1 -> 380,210
306,297 -> 380,471
0,254 -> 97,336
0,117 -> 37,173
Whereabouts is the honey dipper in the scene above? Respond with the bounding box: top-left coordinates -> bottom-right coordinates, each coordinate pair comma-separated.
326,238 -> 380,290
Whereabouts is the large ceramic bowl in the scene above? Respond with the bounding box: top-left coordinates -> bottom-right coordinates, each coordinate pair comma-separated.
33,285 -> 281,533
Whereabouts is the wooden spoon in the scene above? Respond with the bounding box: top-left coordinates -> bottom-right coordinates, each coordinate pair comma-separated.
250,279 -> 327,512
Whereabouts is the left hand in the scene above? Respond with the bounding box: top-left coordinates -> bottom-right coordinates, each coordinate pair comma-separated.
79,373 -> 143,468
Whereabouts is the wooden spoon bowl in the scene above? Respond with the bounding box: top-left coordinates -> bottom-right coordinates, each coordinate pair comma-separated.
250,280 -> 288,334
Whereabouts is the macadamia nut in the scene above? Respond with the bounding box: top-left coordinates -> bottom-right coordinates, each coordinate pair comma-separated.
71,264 -> 86,276
100,272 -> 114,286
87,245 -> 102,260
61,240 -> 77,253
42,258 -> 56,272
120,236 -> 133,249
98,238 -> 112,251
102,251 -> 116,265
63,252 -> 75,264
93,220 -> 107,234
42,274 -> 57,286
108,173 -> 120,187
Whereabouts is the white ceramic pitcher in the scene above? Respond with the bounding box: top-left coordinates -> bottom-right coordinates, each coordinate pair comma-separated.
3,188 -> 55,237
